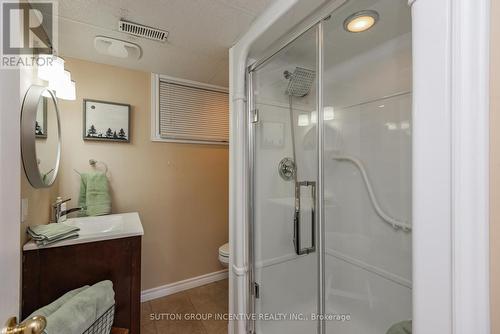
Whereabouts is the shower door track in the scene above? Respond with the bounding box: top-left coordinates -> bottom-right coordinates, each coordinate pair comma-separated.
247,69 -> 257,334
246,18 -> 329,334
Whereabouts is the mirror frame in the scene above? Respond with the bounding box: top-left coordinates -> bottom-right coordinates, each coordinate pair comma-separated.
21,84 -> 61,188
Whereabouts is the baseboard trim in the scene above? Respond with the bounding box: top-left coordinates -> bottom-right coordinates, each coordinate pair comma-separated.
141,269 -> 229,302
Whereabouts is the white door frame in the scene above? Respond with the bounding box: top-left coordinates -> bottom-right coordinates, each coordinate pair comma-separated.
0,69 -> 22,321
412,0 -> 490,332
230,0 -> 491,333
449,0 -> 490,331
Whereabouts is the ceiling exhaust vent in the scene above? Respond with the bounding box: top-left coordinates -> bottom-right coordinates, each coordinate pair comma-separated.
118,20 -> 169,42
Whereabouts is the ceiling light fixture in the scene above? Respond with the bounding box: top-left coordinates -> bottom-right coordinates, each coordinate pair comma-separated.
344,10 -> 379,33
37,55 -> 76,101
37,55 -> 64,82
47,70 -> 76,101
57,80 -> 76,101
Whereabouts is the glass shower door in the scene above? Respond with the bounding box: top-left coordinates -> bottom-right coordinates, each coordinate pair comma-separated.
250,26 -> 319,334
248,1 -> 412,333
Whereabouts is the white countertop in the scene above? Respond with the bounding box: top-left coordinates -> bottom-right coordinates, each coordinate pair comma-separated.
23,212 -> 144,251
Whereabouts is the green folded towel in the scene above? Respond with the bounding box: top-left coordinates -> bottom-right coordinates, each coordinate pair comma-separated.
27,280 -> 115,334
26,286 -> 89,319
78,172 -> 111,217
35,233 -> 79,246
27,223 -> 80,246
386,320 -> 412,334
90,280 -> 115,319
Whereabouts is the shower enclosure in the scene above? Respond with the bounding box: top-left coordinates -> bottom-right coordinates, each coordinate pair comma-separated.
247,1 -> 412,333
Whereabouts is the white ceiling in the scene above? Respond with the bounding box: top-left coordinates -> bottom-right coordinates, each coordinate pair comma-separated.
54,0 -> 276,87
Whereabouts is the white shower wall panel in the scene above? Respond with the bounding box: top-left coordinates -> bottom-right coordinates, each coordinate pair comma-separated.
324,93 -> 412,282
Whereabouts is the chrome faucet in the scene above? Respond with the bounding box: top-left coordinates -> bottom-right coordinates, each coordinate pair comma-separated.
51,198 -> 82,223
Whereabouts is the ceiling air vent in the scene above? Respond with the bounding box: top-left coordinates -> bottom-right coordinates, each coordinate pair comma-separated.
118,20 -> 169,42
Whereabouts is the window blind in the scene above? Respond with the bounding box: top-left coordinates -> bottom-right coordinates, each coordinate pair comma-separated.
159,80 -> 229,143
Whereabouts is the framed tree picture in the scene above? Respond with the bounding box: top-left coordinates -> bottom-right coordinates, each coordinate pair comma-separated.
83,99 -> 131,143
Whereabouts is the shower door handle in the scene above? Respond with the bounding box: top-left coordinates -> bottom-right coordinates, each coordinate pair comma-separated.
293,181 -> 316,255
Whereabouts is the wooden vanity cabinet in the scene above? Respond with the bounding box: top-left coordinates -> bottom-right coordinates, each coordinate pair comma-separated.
22,236 -> 141,334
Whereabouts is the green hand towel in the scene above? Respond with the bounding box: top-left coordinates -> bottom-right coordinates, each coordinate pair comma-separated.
77,174 -> 87,216
78,172 -> 111,217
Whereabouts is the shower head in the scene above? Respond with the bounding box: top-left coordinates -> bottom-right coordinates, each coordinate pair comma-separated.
284,67 -> 315,97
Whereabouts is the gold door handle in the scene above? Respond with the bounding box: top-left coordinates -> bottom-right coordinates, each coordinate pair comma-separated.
1,316 -> 46,334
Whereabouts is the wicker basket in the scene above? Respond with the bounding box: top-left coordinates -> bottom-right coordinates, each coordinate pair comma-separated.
82,305 -> 115,334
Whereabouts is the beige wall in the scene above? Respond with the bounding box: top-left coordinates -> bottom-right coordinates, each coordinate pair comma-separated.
20,176 -> 59,244
492,0 -> 500,331
55,58 -> 229,290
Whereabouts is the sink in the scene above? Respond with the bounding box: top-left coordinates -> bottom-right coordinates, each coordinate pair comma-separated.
23,212 -> 144,250
65,214 -> 125,235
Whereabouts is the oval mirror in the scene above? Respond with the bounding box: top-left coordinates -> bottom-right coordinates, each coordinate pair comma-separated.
21,85 -> 61,188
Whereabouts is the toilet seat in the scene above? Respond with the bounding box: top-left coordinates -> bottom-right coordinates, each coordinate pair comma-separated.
219,243 -> 229,265
219,243 -> 229,257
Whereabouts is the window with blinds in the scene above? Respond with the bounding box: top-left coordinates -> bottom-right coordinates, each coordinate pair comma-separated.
158,80 -> 229,143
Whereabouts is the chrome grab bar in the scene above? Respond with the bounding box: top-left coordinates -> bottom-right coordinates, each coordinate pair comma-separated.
293,180 -> 316,255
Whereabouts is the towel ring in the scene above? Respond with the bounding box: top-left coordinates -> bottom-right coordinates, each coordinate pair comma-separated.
89,159 -> 109,174
73,159 -> 109,177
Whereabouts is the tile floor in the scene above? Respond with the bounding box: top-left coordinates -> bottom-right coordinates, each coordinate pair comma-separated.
141,279 -> 228,334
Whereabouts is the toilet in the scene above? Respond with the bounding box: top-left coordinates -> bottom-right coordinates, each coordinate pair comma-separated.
218,243 -> 229,267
